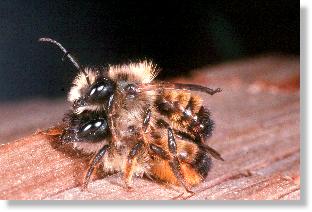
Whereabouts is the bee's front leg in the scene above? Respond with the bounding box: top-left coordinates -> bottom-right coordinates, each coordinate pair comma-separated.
82,145 -> 110,190
123,107 -> 152,189
124,140 -> 144,190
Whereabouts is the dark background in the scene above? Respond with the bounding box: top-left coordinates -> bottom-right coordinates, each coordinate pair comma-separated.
0,1 -> 299,101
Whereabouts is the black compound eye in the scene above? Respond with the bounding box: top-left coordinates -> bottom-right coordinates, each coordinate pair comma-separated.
78,118 -> 109,141
88,78 -> 115,102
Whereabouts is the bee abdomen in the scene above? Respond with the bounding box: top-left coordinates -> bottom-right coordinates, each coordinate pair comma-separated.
192,150 -> 212,179
155,93 -> 199,121
189,106 -> 214,139
155,94 -> 214,139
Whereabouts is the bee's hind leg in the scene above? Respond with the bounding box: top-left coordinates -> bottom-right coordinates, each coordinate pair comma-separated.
149,128 -> 194,194
167,128 -> 194,194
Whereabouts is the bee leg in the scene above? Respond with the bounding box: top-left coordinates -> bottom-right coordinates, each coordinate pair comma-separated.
124,140 -> 144,190
82,145 -> 110,190
150,144 -> 170,159
149,130 -> 194,194
108,113 -> 119,142
167,128 -> 194,194
142,108 -> 151,133
174,130 -> 224,161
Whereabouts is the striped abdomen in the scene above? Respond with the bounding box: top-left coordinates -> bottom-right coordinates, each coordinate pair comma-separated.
154,90 -> 214,140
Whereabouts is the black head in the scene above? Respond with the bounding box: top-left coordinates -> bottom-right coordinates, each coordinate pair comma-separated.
72,76 -> 116,111
61,110 -> 110,143
87,78 -> 116,103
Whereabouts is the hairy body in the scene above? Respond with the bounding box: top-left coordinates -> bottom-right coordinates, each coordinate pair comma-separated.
39,37 -> 222,193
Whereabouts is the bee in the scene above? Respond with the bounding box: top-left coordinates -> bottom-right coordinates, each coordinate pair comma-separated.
39,38 -> 223,194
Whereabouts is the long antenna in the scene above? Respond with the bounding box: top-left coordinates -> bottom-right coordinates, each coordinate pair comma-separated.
38,37 -> 90,85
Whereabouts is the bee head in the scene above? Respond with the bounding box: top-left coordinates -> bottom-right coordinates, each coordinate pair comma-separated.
68,67 -> 117,113
61,110 -> 110,143
38,38 -> 109,111
87,77 -> 116,104
38,37 -> 159,114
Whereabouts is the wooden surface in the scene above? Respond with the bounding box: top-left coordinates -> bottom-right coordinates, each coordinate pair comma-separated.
0,55 -> 300,200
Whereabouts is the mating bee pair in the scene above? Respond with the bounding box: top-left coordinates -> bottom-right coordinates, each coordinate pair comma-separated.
40,38 -> 223,193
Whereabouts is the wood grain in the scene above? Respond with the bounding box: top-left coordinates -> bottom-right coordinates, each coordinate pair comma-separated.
0,55 -> 300,200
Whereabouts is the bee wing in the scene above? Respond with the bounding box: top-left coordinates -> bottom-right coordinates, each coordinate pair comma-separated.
137,82 -> 221,96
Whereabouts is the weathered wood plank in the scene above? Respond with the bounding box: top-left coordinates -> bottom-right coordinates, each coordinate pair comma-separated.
0,99 -> 67,144
0,134 -> 89,200
0,55 -> 300,200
